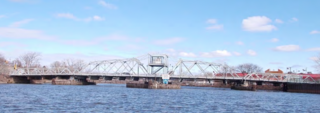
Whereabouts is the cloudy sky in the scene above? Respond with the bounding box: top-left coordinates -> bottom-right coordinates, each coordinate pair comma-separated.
0,0 -> 320,72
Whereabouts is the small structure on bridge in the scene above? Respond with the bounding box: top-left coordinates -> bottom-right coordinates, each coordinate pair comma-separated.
162,72 -> 171,84
265,69 -> 283,74
148,54 -> 169,75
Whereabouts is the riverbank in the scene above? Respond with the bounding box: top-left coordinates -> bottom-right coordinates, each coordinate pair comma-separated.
0,74 -> 9,84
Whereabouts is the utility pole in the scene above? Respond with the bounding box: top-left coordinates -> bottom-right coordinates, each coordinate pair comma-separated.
287,67 -> 292,74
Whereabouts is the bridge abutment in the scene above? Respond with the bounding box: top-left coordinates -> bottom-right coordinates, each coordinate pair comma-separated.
8,76 -> 30,84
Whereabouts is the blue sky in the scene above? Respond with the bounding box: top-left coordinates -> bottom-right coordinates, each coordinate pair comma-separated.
0,0 -> 320,73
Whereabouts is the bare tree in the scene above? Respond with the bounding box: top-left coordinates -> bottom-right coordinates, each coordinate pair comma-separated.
13,58 -> 22,68
50,61 -> 63,73
220,63 -> 230,73
19,52 -> 41,68
73,59 -> 86,72
236,63 -> 263,74
315,55 -> 320,72
0,53 -> 5,63
50,61 -> 62,68
62,59 -> 87,72
0,53 -> 10,75
218,63 -> 236,76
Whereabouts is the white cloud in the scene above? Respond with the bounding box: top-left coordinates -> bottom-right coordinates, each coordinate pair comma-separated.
118,44 -> 142,51
270,62 -> 282,64
41,53 -> 123,66
310,30 -> 320,34
93,15 -> 104,21
9,0 -> 35,3
154,37 -> 183,45
179,52 -> 197,57
307,48 -> 320,51
275,19 -> 283,24
206,19 -> 223,30
166,48 -> 175,52
310,57 -> 319,61
0,27 -> 55,40
0,15 -> 5,19
98,0 -> 117,9
55,13 -> 104,22
201,50 -> 232,57
271,38 -> 279,42
206,19 -> 217,24
0,42 -> 27,47
242,16 -> 277,32
97,35 -> 128,41
236,41 -> 244,45
247,50 -> 257,56
9,19 -> 34,27
56,13 -> 77,20
62,34 -> 128,46
206,25 -> 223,30
273,45 -> 300,51
233,52 -> 241,56
292,17 -> 298,22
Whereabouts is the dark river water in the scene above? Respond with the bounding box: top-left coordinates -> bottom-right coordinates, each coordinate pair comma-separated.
1,84 -> 320,113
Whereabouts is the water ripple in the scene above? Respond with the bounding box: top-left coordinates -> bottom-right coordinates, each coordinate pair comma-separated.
1,84 -> 320,113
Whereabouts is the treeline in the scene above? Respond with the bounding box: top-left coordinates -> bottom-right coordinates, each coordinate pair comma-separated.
2,52 -> 319,75
220,63 -> 263,74
0,52 -> 87,75
0,52 -> 265,75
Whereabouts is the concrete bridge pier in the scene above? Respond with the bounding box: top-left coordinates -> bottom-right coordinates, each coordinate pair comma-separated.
43,76 -> 56,83
231,81 -> 256,91
28,76 -> 45,84
52,76 -> 95,85
207,79 -> 213,84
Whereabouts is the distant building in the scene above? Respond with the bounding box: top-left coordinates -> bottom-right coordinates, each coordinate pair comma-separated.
265,69 -> 283,74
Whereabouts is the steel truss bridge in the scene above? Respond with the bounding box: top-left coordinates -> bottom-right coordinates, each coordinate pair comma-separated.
10,54 -> 320,84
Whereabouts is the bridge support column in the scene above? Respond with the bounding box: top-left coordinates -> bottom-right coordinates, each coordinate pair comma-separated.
133,77 -> 139,81
257,81 -> 263,85
223,80 -> 228,85
119,77 -> 126,81
283,83 -> 288,92
273,82 -> 281,86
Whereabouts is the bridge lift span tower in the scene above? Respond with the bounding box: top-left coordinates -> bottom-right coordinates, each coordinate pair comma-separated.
148,54 -> 169,75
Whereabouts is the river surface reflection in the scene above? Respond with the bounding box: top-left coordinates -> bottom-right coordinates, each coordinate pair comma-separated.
1,84 -> 320,113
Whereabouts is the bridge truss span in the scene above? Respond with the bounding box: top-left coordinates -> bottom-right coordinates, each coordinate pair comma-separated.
9,54 -> 320,84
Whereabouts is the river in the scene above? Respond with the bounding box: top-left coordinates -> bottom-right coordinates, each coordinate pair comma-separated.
0,84 -> 320,113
